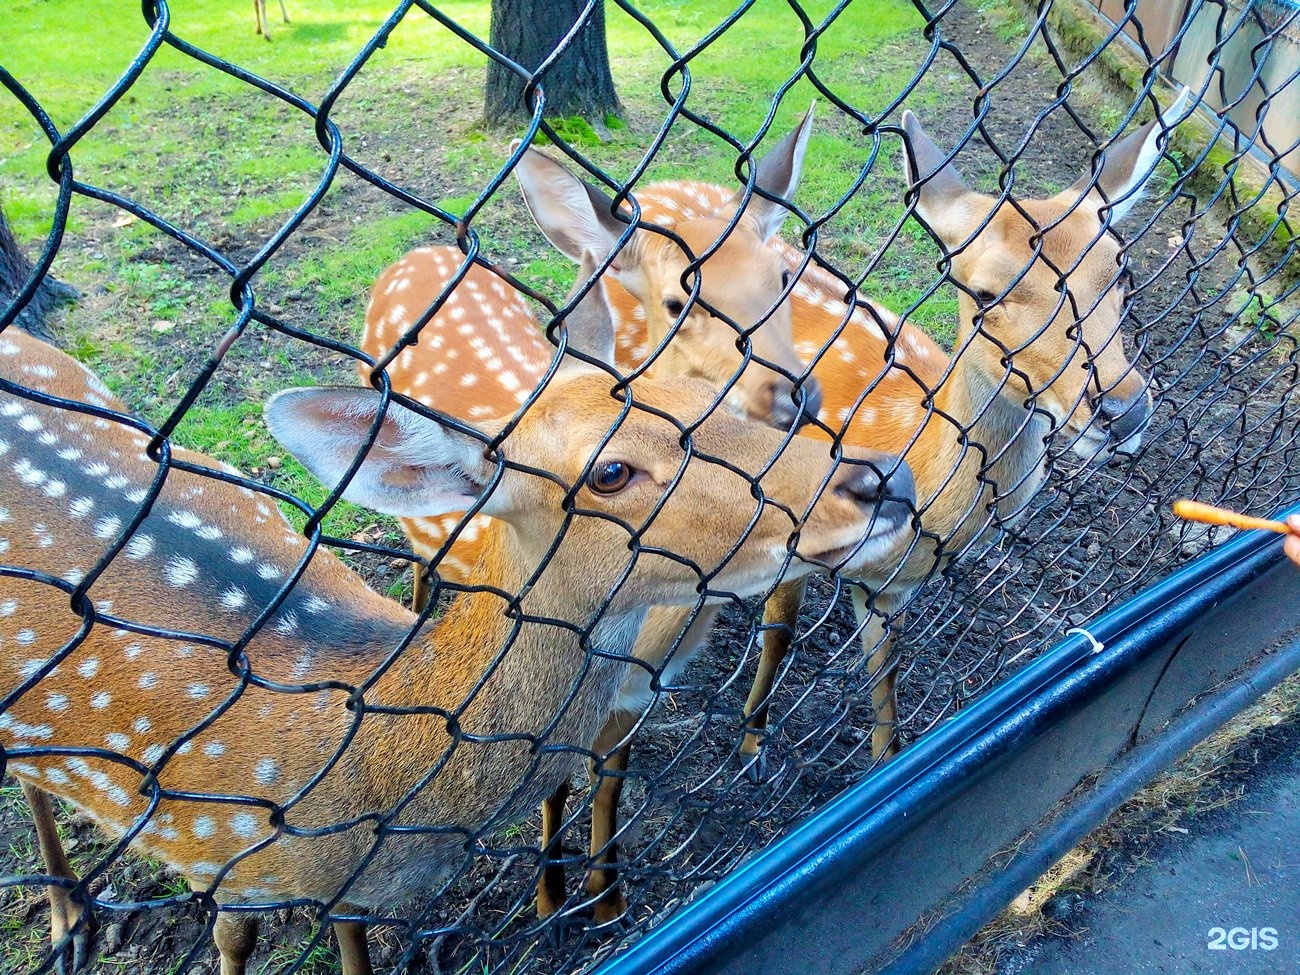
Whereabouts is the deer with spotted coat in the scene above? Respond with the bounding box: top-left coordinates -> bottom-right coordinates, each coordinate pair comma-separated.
360,111 -> 916,922
736,95 -> 1190,770
0,246 -> 908,973
366,109 -> 827,610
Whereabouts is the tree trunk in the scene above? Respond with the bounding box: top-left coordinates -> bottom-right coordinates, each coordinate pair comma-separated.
0,205 -> 77,343
484,0 -> 622,128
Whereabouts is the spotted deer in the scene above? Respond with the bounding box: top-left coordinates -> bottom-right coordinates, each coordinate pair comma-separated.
365,109 -> 823,612
735,94 -> 1191,771
0,247 -> 907,973
357,111 -> 917,922
361,239 -> 914,921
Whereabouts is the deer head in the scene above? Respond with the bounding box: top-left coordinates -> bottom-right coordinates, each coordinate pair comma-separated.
901,91 -> 1189,455
511,107 -> 822,432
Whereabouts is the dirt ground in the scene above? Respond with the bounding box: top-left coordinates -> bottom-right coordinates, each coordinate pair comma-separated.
936,674 -> 1300,975
3,2 -> 1298,974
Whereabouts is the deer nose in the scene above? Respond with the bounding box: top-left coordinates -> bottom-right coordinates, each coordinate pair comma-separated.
834,455 -> 915,530
770,376 -> 823,431
1098,386 -> 1151,450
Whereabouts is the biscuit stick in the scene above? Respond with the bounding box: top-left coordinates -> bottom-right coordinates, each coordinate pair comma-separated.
1172,499 -> 1294,535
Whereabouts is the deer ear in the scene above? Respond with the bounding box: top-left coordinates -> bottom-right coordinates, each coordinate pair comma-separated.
264,388 -> 500,518
555,250 -> 616,371
900,109 -> 976,247
512,141 -> 637,276
726,102 -> 816,240
1072,86 -> 1190,223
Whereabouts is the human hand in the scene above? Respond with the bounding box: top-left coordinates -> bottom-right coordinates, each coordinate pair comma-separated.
1285,515 -> 1300,568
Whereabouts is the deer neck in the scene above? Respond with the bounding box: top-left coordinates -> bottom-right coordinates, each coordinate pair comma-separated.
359,521 -> 636,819
919,337 -> 1051,556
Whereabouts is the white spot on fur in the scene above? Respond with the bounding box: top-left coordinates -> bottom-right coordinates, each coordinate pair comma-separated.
230,811 -> 260,838
0,713 -> 52,739
302,595 -> 329,614
254,758 -> 281,785
164,557 -> 199,587
126,535 -> 154,559
220,587 -> 248,610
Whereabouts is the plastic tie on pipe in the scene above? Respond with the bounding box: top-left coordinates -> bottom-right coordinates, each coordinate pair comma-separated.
1065,627 -> 1106,655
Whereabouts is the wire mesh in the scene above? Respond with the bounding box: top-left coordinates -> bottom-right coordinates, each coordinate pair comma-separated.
1,0 -> 1298,973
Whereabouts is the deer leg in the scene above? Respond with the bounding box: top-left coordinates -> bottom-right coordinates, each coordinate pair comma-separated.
739,577 -> 808,783
851,586 -> 903,760
584,711 -> 636,924
214,912 -> 258,975
333,917 -> 375,975
278,0 -> 290,23
535,777 -> 572,917
411,563 -> 430,614
577,605 -> 716,921
21,781 -> 91,974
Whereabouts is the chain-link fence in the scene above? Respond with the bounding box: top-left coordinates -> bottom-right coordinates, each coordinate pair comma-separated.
1,0 -> 1297,973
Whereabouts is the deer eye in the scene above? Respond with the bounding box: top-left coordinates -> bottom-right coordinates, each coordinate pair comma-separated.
664,297 -> 686,318
781,269 -> 794,289
974,288 -> 999,307
587,461 -> 635,495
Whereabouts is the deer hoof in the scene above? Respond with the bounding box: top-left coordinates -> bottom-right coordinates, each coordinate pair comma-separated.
741,747 -> 768,785
591,892 -> 629,927
52,925 -> 93,975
